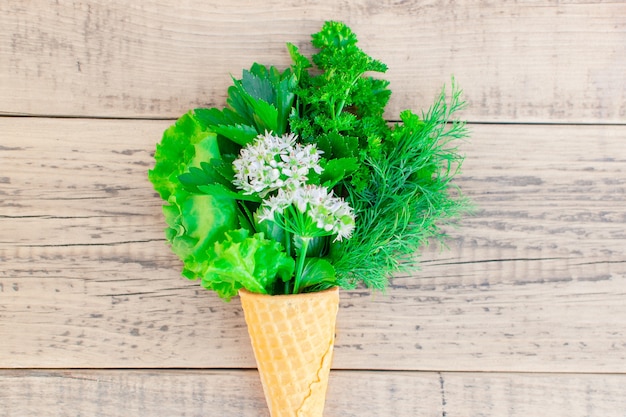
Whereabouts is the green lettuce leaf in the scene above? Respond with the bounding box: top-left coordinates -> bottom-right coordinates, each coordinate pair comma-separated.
200,229 -> 295,300
148,111 -> 240,281
149,111 -> 216,200
163,190 -> 238,280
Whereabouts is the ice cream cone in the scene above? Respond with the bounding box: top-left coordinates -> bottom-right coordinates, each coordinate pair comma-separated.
239,287 -> 339,417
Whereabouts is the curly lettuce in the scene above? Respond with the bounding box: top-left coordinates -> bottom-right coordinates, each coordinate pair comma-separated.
199,229 -> 295,300
149,112 -> 239,281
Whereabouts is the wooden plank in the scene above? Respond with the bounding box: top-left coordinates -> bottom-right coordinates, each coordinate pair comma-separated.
0,370 -> 442,417
1,1 -> 624,122
1,118 -> 626,372
2,370 -> 626,417
2,247 -> 625,371
442,372 -> 626,417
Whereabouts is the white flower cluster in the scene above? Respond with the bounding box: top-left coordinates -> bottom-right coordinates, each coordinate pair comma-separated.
233,132 -> 354,240
233,131 -> 355,241
258,185 -> 355,241
232,131 -> 323,197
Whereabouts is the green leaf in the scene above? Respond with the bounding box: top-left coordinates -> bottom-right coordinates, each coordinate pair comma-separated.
225,84 -> 256,127
178,158 -> 237,193
311,21 -> 387,75
251,100 -> 279,133
197,183 -> 262,203
254,217 -> 286,251
149,111 -> 243,284
274,72 -> 297,135
320,157 -> 359,187
352,77 -> 391,118
287,42 -> 312,79
224,65 -> 297,136
232,80 -> 278,133
162,190 -> 239,280
201,159 -> 235,185
178,166 -> 212,188
200,230 -> 295,301
298,258 -> 336,292
242,65 -> 276,101
317,131 -> 359,159
148,111 -> 217,200
311,21 -> 358,50
211,123 -> 259,146
194,107 -> 248,128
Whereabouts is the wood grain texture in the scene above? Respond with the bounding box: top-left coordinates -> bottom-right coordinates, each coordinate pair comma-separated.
1,0 -> 625,122
2,3 -> 625,413
442,372 -> 626,417
2,117 -> 625,372
2,370 -> 626,417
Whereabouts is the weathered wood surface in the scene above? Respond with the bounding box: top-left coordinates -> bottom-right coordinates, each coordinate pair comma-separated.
2,0 -> 625,415
1,0 -> 625,122
3,370 -> 626,417
2,118 -> 625,373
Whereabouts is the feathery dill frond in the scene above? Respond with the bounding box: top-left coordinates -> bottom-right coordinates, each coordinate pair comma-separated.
331,80 -> 471,290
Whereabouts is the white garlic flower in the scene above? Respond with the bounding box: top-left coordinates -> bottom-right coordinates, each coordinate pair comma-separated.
258,184 -> 355,241
232,131 -> 323,197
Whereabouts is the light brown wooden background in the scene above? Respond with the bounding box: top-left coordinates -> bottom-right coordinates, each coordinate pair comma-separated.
1,1 -> 625,416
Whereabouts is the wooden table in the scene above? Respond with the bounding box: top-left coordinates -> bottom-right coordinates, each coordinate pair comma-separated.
2,1 -> 625,415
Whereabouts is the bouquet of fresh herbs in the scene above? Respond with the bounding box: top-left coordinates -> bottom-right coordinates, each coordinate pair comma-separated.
149,21 -> 470,300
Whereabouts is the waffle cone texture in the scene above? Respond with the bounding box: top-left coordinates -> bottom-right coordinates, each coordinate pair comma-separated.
239,287 -> 339,417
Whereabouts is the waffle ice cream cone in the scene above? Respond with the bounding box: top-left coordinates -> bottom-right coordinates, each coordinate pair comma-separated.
239,287 -> 339,417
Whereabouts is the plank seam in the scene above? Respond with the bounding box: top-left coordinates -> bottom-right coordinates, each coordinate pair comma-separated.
14,239 -> 165,248
438,372 -> 448,417
2,368 -> 626,376
430,257 -> 568,266
1,114 -> 625,127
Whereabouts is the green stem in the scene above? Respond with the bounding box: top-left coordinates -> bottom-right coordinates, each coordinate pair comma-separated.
334,77 -> 360,121
335,98 -> 346,119
293,237 -> 311,294
237,201 -> 255,232
283,211 -> 293,295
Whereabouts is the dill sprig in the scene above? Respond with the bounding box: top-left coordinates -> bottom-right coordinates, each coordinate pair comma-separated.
331,81 -> 471,290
